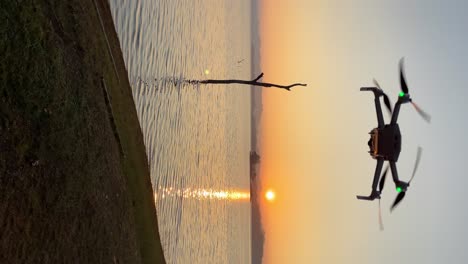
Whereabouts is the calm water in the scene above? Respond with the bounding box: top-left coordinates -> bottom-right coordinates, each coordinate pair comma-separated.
109,1 -> 252,263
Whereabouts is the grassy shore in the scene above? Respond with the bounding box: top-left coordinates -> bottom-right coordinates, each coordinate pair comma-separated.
0,0 -> 165,263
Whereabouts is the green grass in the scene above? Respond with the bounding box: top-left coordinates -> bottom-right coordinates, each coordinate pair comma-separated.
0,0 -> 165,263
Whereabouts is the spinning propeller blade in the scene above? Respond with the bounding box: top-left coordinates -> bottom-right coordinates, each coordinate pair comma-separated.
377,165 -> 389,231
400,57 -> 432,123
391,191 -> 406,211
399,58 -> 409,94
373,79 -> 392,114
373,78 -> 382,90
411,102 -> 432,123
379,165 -> 389,192
383,95 -> 392,115
390,147 -> 422,212
409,147 -> 423,184
378,199 -> 384,231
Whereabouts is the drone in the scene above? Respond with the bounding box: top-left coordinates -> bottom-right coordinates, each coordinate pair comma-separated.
357,58 -> 431,229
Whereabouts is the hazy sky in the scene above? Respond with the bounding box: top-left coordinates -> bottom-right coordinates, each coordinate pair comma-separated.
258,1 -> 468,263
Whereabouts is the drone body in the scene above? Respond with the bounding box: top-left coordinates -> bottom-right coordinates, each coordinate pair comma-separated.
368,124 -> 401,162
357,58 -> 430,222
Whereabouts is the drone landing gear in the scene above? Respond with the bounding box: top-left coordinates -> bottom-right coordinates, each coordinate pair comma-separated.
356,190 -> 380,201
356,158 -> 384,201
360,87 -> 385,128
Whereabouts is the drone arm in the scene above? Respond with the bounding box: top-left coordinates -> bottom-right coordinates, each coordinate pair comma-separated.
357,158 -> 384,200
389,161 -> 400,183
390,101 -> 402,124
390,95 -> 411,124
389,161 -> 408,190
360,87 -> 385,128
371,158 -> 384,191
374,95 -> 385,129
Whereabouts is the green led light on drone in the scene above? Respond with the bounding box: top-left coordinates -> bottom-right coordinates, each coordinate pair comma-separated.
396,187 -> 402,193
399,92 -> 405,97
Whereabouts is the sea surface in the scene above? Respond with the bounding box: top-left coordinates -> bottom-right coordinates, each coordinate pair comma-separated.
109,1 -> 252,263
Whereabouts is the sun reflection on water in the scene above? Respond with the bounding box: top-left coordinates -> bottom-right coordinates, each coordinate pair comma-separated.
154,186 -> 250,202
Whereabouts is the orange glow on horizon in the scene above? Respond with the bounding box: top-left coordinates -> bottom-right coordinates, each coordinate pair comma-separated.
258,1 -> 328,263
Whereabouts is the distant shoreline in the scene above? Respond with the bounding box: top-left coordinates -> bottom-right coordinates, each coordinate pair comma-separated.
0,1 -> 165,263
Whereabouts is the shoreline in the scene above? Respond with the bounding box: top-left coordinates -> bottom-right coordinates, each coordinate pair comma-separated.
0,1 -> 166,263
93,0 -> 166,261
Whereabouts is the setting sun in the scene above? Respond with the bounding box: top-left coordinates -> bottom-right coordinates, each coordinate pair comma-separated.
265,190 -> 276,202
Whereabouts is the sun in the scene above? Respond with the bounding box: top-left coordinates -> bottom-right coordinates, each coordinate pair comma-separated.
265,189 -> 276,202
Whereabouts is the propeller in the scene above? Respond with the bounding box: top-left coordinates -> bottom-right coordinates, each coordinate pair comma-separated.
399,58 -> 432,123
378,165 -> 389,231
409,146 -> 423,184
410,101 -> 431,123
390,147 -> 423,211
373,79 -> 393,114
390,191 -> 406,211
379,165 -> 389,192
378,199 -> 384,231
399,58 -> 409,94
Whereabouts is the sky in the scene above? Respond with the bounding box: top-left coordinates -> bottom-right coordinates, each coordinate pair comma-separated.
258,1 -> 468,263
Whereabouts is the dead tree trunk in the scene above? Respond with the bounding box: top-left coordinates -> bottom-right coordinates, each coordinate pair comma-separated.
188,73 -> 306,91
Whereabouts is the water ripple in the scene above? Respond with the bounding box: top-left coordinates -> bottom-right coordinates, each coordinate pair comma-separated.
110,0 -> 253,263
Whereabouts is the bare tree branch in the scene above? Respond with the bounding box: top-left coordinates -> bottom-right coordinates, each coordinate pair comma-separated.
252,73 -> 264,82
188,72 -> 307,91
